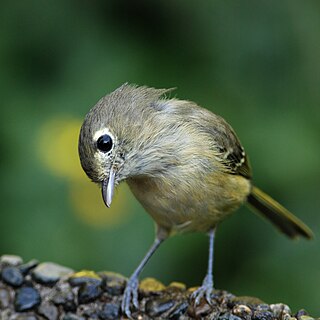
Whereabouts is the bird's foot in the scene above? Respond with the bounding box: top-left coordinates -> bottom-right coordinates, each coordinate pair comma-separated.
121,276 -> 139,319
191,275 -> 214,306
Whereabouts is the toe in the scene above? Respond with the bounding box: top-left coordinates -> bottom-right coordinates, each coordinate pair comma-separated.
205,288 -> 213,305
121,278 -> 139,318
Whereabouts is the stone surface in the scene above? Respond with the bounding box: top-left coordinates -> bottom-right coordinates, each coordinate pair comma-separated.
78,282 -> 103,304
100,271 -> 126,296
14,286 -> 41,311
0,254 -> 317,320
32,262 -> 74,285
139,277 -> 166,292
233,304 -> 253,320
145,298 -> 175,317
1,266 -> 24,287
19,260 -> 39,276
167,300 -> 189,319
69,270 -> 102,287
38,302 -> 59,320
0,288 -> 11,308
0,255 -> 23,266
50,282 -> 76,312
99,302 -> 121,320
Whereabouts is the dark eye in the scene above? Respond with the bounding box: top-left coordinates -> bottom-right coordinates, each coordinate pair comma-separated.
97,134 -> 113,153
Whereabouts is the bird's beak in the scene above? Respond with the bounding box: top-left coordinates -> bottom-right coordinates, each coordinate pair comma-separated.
102,166 -> 116,208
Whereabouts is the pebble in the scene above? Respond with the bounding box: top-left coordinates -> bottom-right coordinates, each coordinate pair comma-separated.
270,303 -> 291,318
62,314 -> 85,320
296,310 -> 309,318
1,266 -> 24,287
299,317 -> 314,320
50,283 -> 76,312
233,304 -> 252,320
168,282 -> 187,290
99,302 -> 120,320
19,260 -> 39,276
69,271 -> 102,287
145,298 -> 175,317
32,262 -> 74,285
78,282 -> 103,304
218,313 -> 242,320
100,272 -> 126,296
0,255 -> 317,319
252,310 -> 274,320
38,302 -> 59,320
10,315 -> 39,320
0,288 -> 11,308
139,277 -> 166,292
14,287 -> 41,312
256,304 -> 272,311
193,301 -> 213,318
80,304 -> 101,318
0,255 -> 23,266
167,301 -> 189,319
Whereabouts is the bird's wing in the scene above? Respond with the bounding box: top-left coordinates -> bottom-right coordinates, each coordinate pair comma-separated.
204,114 -> 252,180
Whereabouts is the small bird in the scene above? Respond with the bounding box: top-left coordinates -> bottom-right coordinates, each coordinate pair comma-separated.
78,83 -> 312,318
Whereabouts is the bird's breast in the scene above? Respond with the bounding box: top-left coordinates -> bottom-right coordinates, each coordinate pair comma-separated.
127,169 -> 251,234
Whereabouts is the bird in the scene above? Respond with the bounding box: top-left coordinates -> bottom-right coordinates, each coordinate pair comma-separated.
78,83 -> 313,318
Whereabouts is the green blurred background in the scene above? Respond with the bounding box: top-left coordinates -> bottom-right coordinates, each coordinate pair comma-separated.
1,0 -> 319,315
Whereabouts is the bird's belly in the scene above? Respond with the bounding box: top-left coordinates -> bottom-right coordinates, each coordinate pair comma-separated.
127,173 -> 251,233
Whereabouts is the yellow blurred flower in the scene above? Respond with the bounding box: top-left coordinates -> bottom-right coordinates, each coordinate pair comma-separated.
38,116 -> 131,228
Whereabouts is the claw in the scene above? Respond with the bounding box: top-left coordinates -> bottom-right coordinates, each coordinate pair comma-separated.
191,275 -> 214,306
121,277 -> 139,318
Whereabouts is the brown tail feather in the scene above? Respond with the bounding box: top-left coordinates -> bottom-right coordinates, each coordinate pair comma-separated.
247,186 -> 313,239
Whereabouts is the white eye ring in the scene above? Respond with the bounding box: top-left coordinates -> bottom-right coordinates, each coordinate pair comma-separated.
94,128 -> 115,155
93,128 -> 115,143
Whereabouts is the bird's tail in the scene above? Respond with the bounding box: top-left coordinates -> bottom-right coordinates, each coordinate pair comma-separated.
247,186 -> 313,239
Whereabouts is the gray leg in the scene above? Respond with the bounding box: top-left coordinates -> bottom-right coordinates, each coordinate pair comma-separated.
191,228 -> 215,305
121,237 -> 163,318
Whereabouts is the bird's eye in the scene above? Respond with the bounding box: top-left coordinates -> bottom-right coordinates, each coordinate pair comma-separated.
97,134 -> 113,153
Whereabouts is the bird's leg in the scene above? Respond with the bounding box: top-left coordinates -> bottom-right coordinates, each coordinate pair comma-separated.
121,237 -> 163,318
191,228 -> 215,306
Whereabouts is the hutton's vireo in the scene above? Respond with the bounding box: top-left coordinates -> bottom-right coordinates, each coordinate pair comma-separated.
78,84 -> 312,318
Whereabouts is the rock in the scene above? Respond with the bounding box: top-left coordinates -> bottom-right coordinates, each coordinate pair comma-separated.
79,303 -> 101,318
168,282 -> 187,290
69,270 -> 102,287
256,304 -> 272,311
218,313 -> 242,320
296,310 -> 309,319
0,288 -> 11,308
232,296 -> 264,305
32,262 -> 74,285
78,282 -> 103,304
192,301 -> 214,318
167,301 -> 189,319
145,298 -> 175,317
233,304 -> 252,320
14,287 -> 41,312
99,302 -> 121,320
139,277 -> 166,292
19,260 -> 39,276
1,266 -> 24,287
50,283 -> 76,312
10,315 -> 39,320
62,314 -> 85,320
38,302 -> 59,320
100,271 -> 126,296
253,310 -> 274,320
0,255 -> 23,266
270,303 -> 291,318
